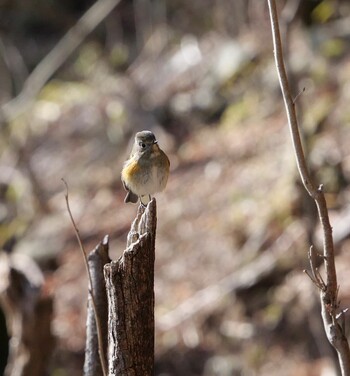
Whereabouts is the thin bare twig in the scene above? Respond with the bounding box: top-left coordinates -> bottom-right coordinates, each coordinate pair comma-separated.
293,87 -> 305,105
267,0 -> 350,374
62,179 -> 107,376
304,245 -> 326,290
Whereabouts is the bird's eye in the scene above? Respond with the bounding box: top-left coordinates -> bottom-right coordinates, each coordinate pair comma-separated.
139,142 -> 146,148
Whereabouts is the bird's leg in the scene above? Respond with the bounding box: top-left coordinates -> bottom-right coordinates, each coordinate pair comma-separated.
139,196 -> 147,208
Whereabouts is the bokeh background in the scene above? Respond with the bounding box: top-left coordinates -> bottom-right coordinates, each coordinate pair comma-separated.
1,0 -> 350,375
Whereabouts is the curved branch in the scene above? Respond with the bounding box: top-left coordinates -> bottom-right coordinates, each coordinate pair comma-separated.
267,1 -> 350,374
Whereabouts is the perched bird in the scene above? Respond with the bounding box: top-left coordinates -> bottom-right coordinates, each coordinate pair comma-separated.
121,130 -> 170,205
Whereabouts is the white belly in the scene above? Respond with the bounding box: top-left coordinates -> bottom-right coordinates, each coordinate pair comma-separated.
129,165 -> 167,196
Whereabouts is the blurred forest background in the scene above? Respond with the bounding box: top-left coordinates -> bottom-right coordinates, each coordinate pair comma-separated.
1,0 -> 350,375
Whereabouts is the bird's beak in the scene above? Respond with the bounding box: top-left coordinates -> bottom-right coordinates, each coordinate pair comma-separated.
153,140 -> 158,144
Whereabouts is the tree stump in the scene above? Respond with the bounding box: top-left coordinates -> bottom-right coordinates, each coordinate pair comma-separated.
104,199 -> 157,376
84,236 -> 111,376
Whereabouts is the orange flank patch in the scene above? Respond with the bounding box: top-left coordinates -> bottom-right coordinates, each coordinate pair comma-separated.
122,160 -> 140,182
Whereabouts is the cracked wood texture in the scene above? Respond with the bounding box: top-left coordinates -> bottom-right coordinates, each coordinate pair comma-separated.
84,235 -> 110,376
104,199 -> 157,376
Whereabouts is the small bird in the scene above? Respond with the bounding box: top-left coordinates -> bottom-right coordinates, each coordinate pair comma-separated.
121,130 -> 170,205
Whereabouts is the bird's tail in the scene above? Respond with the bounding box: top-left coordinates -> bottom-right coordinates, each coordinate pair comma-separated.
124,190 -> 139,203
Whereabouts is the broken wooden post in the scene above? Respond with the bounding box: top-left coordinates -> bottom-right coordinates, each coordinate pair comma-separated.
104,199 -> 157,376
84,236 -> 110,376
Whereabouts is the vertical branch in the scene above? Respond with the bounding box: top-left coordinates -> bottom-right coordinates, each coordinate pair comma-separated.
267,0 -> 315,196
267,1 -> 350,374
104,199 -> 157,376
63,180 -> 108,376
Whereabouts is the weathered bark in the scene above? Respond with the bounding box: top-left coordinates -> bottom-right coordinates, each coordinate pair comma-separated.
84,235 -> 111,376
104,199 -> 157,376
0,253 -> 54,376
